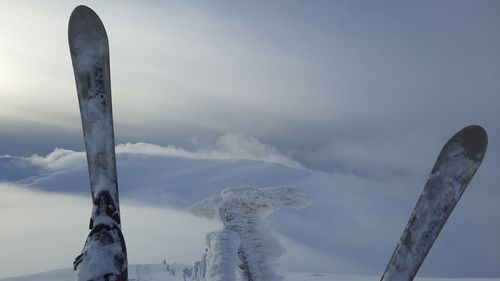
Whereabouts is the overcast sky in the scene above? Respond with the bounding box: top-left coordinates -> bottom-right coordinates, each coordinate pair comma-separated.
0,1 -> 498,173
0,0 -> 499,278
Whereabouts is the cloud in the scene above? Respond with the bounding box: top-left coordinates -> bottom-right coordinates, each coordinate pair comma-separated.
0,182 -> 373,279
24,148 -> 86,171
297,130 -> 439,180
117,133 -> 303,169
276,235 -> 366,274
1,0 -> 499,184
15,133 -> 303,172
0,182 -> 219,278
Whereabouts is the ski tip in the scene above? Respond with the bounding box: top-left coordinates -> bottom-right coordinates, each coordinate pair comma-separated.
452,125 -> 488,161
68,5 -> 108,52
69,5 -> 106,32
70,5 -> 96,18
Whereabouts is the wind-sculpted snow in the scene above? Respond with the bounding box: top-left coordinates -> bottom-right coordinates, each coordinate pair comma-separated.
190,187 -> 312,219
204,231 -> 240,281
190,187 -> 311,281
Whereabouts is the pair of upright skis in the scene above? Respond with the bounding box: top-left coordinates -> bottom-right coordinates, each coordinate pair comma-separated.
68,6 -> 488,281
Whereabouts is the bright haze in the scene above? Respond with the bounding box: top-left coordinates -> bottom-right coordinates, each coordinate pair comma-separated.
0,0 -> 499,279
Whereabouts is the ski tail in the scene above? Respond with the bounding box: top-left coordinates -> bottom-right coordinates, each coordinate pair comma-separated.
381,125 -> 487,281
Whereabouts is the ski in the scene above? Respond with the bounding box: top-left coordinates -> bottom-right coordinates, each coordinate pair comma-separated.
380,125 -> 487,281
68,5 -> 127,281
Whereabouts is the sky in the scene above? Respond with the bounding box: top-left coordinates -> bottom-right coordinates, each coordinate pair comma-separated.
0,0 -> 499,278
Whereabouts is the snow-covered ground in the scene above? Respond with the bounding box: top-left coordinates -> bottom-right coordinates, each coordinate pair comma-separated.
1,264 -> 499,281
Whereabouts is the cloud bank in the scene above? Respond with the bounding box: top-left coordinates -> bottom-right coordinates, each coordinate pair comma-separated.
0,183 -> 219,278
12,133 -> 302,173
117,133 -> 303,169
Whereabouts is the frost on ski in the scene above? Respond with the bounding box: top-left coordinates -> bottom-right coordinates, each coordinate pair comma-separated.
69,5 -> 118,206
68,5 -> 127,281
189,186 -> 311,281
381,125 -> 487,281
68,5 -> 108,74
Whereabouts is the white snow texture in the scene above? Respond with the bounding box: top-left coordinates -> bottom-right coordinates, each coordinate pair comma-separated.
190,186 -> 311,281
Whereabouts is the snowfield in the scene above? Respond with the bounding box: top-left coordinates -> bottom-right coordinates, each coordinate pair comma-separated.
1,264 -> 499,281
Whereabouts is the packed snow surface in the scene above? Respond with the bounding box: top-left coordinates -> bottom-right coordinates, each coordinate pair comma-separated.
0,265 -> 498,281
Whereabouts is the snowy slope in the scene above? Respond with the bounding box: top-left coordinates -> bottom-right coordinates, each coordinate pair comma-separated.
1,265 -> 499,281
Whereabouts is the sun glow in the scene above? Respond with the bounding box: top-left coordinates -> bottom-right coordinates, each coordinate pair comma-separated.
0,52 -> 17,92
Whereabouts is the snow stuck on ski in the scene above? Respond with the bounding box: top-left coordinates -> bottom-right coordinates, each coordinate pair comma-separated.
68,5 -> 119,211
69,5 -> 127,281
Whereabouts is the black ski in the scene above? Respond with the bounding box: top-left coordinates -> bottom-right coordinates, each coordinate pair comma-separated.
68,5 -> 127,281
381,125 -> 487,281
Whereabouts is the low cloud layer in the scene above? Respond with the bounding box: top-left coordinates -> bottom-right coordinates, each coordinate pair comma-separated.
0,183 -> 218,278
117,133 -> 303,169
11,133 -> 302,173
0,182 -> 360,279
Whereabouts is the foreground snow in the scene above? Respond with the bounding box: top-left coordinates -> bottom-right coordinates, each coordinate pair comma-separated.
1,264 -> 498,281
